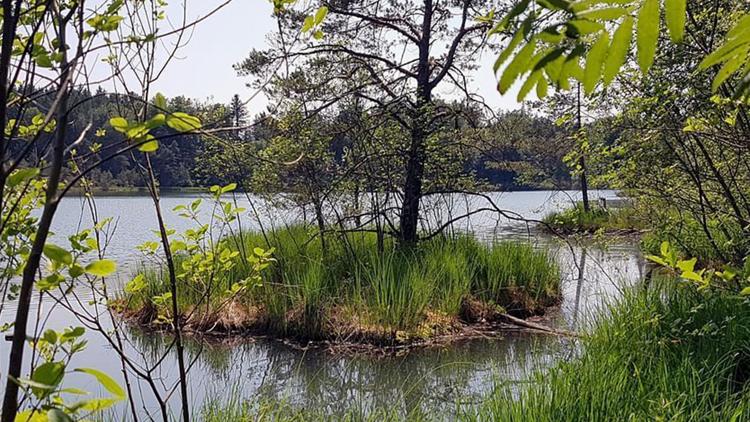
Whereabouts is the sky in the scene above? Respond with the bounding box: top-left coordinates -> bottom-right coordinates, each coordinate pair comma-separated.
142,0 -> 523,116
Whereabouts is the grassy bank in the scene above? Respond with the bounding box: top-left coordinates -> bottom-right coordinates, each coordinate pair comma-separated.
542,203 -> 645,235
466,280 -> 750,421
117,226 -> 560,345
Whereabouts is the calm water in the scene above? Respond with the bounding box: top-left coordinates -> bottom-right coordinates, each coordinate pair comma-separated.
0,190 -> 644,420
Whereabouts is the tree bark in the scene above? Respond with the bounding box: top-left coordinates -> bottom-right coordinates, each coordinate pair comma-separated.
398,0 -> 433,246
576,84 -> 590,212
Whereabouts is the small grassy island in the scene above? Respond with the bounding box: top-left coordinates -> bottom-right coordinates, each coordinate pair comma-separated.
114,227 -> 561,347
542,203 -> 646,235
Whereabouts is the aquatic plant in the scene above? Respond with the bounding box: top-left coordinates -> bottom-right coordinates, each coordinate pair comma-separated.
121,225 -> 561,345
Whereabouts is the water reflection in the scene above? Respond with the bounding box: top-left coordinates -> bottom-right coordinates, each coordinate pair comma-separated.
128,329 -> 567,418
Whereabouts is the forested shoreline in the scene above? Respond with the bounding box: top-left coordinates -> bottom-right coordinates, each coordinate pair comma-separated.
35,89 -> 580,192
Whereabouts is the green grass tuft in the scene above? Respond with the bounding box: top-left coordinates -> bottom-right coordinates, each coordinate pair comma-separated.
120,225 -> 561,343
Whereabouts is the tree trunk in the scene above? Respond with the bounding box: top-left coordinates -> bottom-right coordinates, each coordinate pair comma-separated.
576,84 -> 590,212
144,157 -> 191,422
398,0 -> 433,247
579,155 -> 590,212
400,123 -> 427,245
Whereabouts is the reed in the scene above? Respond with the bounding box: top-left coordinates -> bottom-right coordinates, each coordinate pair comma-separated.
465,280 -> 750,421
122,225 -> 561,343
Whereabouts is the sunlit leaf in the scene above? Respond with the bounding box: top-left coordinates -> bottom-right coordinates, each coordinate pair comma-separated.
43,244 -> 72,265
583,30 -> 610,94
602,16 -> 633,86
664,0 -> 686,43
636,0 -> 659,74
84,259 -> 117,277
109,117 -> 128,133
166,112 -> 201,132
75,367 -> 126,398
138,139 -> 159,153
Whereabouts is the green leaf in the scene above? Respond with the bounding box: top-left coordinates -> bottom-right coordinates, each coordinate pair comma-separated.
85,259 -> 117,277
6,167 -> 40,188
124,274 -> 146,293
660,241 -> 670,257
740,287 -> 750,296
517,70 -> 542,101
69,264 -> 85,278
681,271 -> 704,283
583,30 -> 610,94
636,0 -> 659,74
646,254 -> 667,267
42,329 -> 58,344
31,361 -> 65,397
314,6 -> 328,24
577,7 -> 627,21
109,117 -> 128,133
43,244 -> 72,265
14,410 -> 47,422
536,75 -> 549,98
602,16 -> 633,86
138,139 -> 159,153
76,397 -> 121,411
491,0 -> 530,34
166,112 -> 201,132
35,54 -> 53,68
75,367 -> 126,398
664,0 -> 686,43
567,19 -> 604,35
47,409 -> 74,422
494,17 -> 532,73
498,39 -> 536,94
677,258 -> 697,273
301,15 -> 314,32
153,92 -> 167,109
712,53 -> 745,92
220,183 -> 237,194
538,0 -> 570,11
145,113 -> 166,129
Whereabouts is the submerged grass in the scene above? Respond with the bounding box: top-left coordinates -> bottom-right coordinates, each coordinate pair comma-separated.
464,280 -> 750,421
119,225 -> 560,344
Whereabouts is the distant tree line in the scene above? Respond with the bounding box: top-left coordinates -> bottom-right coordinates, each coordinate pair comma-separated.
31,87 -> 583,191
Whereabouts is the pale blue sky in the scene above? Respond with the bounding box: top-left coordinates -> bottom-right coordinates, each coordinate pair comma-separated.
146,0 -> 522,115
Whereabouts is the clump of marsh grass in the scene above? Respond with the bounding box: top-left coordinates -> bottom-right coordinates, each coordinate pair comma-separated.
542,203 -> 644,235
119,225 -> 561,345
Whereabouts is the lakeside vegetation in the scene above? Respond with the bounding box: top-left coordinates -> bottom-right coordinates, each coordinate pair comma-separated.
542,203 -> 646,235
117,226 -> 560,345
472,279 -> 750,421
2,0 -> 750,419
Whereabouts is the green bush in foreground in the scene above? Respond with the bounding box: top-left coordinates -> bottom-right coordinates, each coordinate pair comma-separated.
119,226 -> 560,343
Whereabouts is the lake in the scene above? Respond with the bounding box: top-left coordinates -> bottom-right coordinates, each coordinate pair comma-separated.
0,190 -> 645,420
